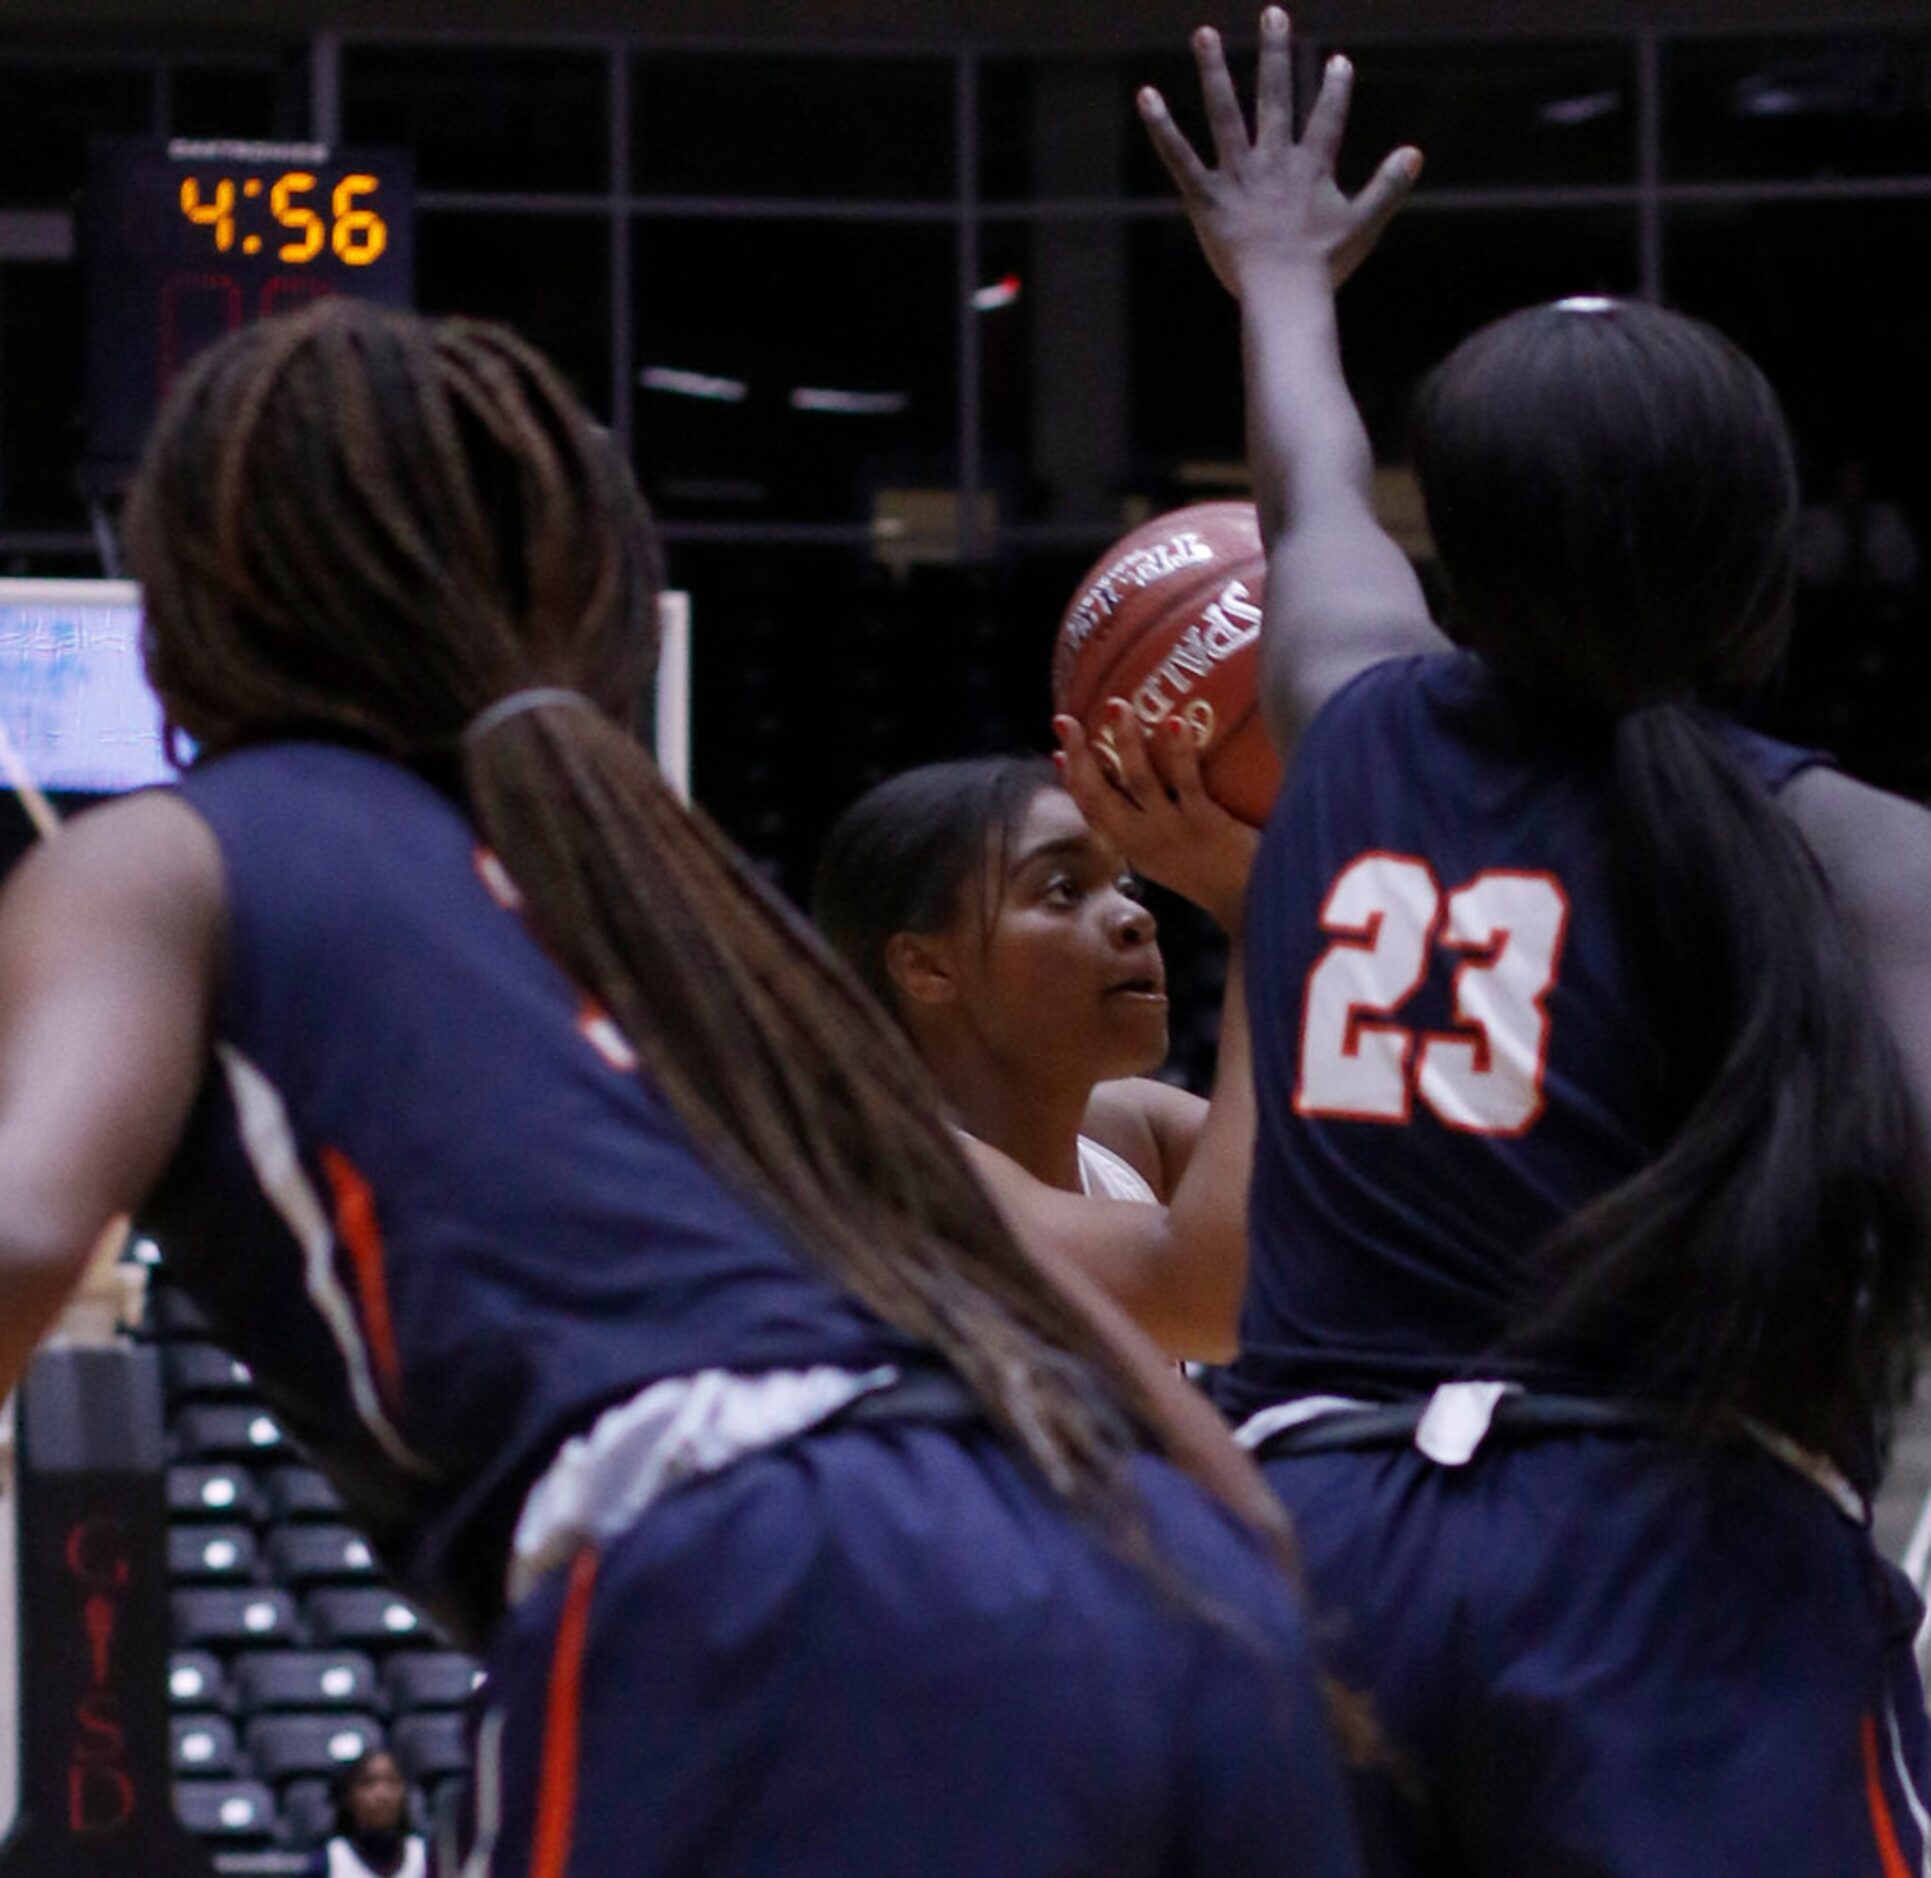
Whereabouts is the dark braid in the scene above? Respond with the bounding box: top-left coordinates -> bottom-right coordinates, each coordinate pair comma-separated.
124,297 -> 1295,1580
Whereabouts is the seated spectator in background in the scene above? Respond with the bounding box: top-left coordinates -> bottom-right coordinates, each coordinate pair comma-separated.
1789,455 -> 1926,759
305,1750 -> 429,1878
1797,455 -> 1921,604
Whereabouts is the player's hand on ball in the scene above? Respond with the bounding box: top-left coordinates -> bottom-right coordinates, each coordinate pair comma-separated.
1141,9 -> 1422,297
1054,701 -> 1260,934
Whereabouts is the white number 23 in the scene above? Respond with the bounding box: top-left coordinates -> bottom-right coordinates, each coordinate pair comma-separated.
1294,854 -> 1570,1136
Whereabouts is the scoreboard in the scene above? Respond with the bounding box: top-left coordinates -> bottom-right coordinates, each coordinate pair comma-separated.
83,137 -> 415,474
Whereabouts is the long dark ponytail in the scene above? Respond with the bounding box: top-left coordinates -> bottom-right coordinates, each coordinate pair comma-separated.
1416,300 -> 1930,1473
123,299 -> 1294,1569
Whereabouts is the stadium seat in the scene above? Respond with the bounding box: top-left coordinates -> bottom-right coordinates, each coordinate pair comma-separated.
168,1523 -> 259,1583
233,1650 -> 379,1715
430,1777 -> 470,1863
168,1650 -> 229,1711
162,1342 -> 258,1404
280,1777 -> 339,1848
170,1713 -> 239,1777
168,1463 -> 263,1524
173,1778 -> 278,1847
307,1588 -> 436,1650
175,1404 -> 287,1461
264,1464 -> 346,1522
242,1711 -> 384,1784
147,1283 -> 215,1341
383,1651 -> 482,1713
391,1712 -> 471,1785
171,1587 -> 301,1651
266,1523 -> 382,1587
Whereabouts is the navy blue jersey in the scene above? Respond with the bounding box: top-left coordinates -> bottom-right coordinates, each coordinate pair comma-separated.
145,743 -> 917,1645
1221,653 -> 1823,1419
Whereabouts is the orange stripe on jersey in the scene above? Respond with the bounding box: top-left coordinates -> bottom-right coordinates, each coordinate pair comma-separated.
318,1146 -> 406,1417
1863,1714 -> 1914,1878
531,1547 -> 599,1878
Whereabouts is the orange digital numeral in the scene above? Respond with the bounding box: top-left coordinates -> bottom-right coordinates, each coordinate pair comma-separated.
179,176 -> 237,253
270,172 -> 325,265
331,175 -> 388,267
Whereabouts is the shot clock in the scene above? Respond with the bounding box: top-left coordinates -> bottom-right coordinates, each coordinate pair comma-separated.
83,137 -> 415,474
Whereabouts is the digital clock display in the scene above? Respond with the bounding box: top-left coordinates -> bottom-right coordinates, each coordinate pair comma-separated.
84,138 -> 415,475
177,170 -> 391,267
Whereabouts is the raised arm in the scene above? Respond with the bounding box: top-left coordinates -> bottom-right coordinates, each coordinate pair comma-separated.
0,792 -> 222,1396
966,706 -> 1261,1362
959,952 -> 1252,1363
1143,11 -> 1444,760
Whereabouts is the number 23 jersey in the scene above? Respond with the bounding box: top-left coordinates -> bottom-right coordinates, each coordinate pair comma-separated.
1222,652 -> 1822,1417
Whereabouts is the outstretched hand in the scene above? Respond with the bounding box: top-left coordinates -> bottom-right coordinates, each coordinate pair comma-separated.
1141,9 -> 1421,298
1054,702 -> 1260,933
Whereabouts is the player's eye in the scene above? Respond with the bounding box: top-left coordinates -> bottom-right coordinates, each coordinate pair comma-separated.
1117,873 -> 1147,904
1042,873 -> 1082,908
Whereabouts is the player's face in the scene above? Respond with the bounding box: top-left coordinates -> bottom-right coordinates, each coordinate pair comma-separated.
963,787 -> 1169,1080
346,1753 -> 407,1833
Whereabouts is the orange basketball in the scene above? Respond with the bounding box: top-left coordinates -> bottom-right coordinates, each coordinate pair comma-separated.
1053,501 -> 1282,828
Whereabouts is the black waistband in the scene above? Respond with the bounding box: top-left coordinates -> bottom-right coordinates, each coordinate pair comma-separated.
1248,1392 -> 1674,1461
826,1365 -> 987,1432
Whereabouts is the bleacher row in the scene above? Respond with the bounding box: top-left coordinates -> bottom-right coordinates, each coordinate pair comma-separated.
149,1279 -> 481,1857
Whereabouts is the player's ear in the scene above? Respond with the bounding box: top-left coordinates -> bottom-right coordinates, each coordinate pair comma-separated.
884,930 -> 959,1009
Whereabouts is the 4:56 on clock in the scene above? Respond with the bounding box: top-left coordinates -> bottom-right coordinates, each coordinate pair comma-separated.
178,172 -> 388,266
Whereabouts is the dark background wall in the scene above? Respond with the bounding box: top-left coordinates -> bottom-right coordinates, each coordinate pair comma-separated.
6,0 -> 1931,1079
8,1 -> 1931,43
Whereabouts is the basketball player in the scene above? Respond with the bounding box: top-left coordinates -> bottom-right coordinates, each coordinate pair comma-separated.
0,299 -> 1367,1874
814,709 -> 1256,1360
1133,12 -> 1931,1870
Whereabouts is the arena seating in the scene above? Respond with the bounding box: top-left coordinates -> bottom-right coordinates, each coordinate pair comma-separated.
150,1278 -> 482,1861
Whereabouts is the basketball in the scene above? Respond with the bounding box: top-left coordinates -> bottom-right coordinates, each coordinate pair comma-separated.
1052,501 -> 1283,827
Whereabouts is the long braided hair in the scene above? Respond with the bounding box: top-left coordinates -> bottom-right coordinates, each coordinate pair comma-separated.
123,298 -> 1292,1575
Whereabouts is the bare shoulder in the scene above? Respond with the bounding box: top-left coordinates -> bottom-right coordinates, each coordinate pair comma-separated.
1082,1077 -> 1206,1198
0,790 -> 224,950
1781,766 -> 1931,936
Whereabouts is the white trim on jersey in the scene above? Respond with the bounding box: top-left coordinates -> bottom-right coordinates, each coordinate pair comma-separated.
327,1838 -> 427,1878
1075,1134 -> 1159,1205
217,1043 -> 434,1479
507,1363 -> 896,1606
460,1706 -> 506,1878
1886,1696 -> 1931,1878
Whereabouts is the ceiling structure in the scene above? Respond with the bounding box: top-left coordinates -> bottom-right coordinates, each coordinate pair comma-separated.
7,0 -> 1931,46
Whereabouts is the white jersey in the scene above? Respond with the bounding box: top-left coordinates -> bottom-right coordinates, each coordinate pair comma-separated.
1076,1134 -> 1159,1205
952,1124 -> 1159,1204
326,1839 -> 428,1878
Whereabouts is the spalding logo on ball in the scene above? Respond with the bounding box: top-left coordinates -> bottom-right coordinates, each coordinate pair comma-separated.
1053,501 -> 1283,827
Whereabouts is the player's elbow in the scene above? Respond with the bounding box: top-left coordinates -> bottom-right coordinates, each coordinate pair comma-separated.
1142,1236 -> 1245,1363
1173,1310 -> 1239,1366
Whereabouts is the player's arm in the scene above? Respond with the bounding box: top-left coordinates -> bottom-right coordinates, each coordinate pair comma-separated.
1085,1077 -> 1210,1198
966,959 -> 1254,1361
1143,12 -> 1443,762
1782,768 -> 1931,1137
962,999 -> 1253,1368
1056,673 -> 1257,1183
1028,703 -> 1258,1358
0,792 -> 223,1398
